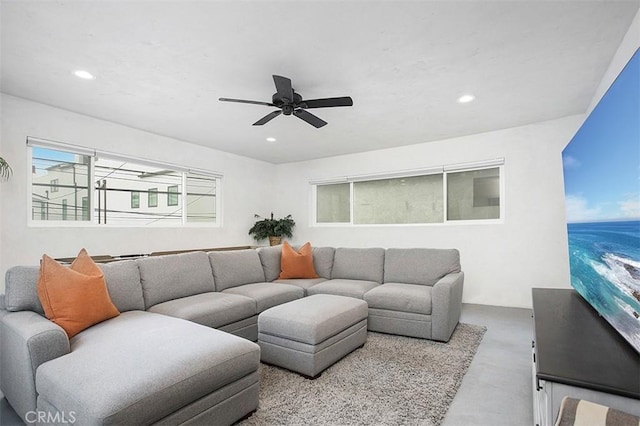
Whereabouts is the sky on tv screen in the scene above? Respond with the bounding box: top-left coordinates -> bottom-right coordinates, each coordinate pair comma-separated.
563,49 -> 639,223
562,48 -> 640,353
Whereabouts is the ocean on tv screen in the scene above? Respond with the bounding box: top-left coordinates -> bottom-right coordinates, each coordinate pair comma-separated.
568,220 -> 640,351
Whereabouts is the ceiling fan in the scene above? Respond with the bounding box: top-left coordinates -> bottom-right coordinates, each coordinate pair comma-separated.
219,75 -> 353,128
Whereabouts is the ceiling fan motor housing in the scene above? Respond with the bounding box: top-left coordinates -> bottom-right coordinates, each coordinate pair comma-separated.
272,92 -> 303,115
282,105 -> 294,115
219,75 -> 352,128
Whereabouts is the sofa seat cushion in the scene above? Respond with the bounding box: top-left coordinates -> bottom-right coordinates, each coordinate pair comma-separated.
147,292 -> 257,328
274,278 -> 327,295
222,283 -> 304,313
364,283 -> 432,315
36,311 -> 260,425
306,279 -> 379,299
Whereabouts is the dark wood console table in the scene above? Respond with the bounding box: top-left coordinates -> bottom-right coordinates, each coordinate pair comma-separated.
531,288 -> 640,426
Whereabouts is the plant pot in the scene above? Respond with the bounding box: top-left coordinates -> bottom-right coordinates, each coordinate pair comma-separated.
268,236 -> 282,246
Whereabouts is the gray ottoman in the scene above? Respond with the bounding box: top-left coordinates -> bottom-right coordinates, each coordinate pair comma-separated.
258,294 -> 368,378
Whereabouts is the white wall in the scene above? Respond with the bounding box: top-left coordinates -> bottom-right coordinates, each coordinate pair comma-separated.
0,94 -> 275,291
273,115 -> 584,308
587,9 -> 640,115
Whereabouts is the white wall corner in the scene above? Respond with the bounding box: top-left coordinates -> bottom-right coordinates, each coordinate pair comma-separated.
587,9 -> 640,115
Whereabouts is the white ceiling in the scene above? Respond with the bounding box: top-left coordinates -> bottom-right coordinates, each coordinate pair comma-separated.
1,1 -> 638,164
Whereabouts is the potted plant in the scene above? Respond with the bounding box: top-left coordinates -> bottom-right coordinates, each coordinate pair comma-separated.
248,213 -> 295,246
0,156 -> 12,181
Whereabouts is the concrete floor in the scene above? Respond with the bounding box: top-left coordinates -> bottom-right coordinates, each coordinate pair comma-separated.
0,303 -> 534,425
443,303 -> 534,426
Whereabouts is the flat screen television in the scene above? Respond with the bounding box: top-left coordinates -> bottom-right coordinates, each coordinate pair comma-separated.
562,48 -> 640,353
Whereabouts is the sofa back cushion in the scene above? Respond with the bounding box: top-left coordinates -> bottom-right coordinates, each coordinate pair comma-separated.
208,249 -> 266,291
384,248 -> 461,286
331,248 -> 385,283
4,266 -> 44,314
257,245 -> 335,281
4,259 -> 145,314
256,245 -> 282,282
136,252 -> 215,309
99,261 -> 145,312
309,246 -> 336,280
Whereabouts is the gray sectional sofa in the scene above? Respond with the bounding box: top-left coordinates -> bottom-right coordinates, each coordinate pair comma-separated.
0,246 -> 463,425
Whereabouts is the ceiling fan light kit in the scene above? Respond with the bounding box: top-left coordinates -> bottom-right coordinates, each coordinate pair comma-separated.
219,75 -> 353,128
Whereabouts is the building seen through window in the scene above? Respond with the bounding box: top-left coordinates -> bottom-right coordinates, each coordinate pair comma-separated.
31,146 -> 218,225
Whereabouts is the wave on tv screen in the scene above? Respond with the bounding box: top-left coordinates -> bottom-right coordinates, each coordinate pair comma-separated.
562,48 -> 640,354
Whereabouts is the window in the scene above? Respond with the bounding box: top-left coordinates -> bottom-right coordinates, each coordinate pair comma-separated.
28,138 -> 221,226
36,201 -> 46,220
32,147 -> 91,222
94,159 -> 181,225
82,197 -> 89,221
148,188 -> 158,208
316,183 -> 350,223
186,174 -> 216,223
354,175 -> 443,224
313,161 -> 503,225
167,185 -> 179,206
447,167 -> 500,221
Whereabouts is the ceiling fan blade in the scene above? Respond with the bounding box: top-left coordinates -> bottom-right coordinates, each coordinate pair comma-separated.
294,109 -> 327,128
253,110 -> 282,126
302,97 -> 354,109
219,97 -> 275,107
273,75 -> 294,102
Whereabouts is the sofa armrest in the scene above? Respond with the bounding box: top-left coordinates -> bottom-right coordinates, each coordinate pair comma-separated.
0,311 -> 70,420
431,272 -> 464,342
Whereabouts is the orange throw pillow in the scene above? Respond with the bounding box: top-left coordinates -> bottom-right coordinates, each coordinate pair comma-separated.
37,248 -> 120,338
278,241 -> 320,279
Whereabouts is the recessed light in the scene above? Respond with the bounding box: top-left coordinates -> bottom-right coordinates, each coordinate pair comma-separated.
457,94 -> 475,103
266,137 -> 277,142
73,70 -> 96,80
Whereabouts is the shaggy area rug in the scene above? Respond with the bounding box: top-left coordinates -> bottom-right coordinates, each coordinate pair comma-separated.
240,323 -> 486,426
